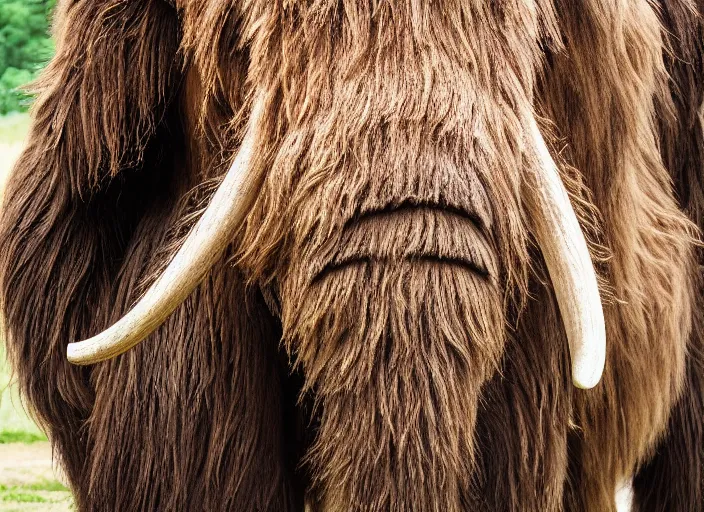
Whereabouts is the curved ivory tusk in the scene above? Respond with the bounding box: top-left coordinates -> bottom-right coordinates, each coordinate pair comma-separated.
527,118 -> 606,389
67,95 -> 267,365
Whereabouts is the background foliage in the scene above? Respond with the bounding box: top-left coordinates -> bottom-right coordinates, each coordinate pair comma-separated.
0,0 -> 55,114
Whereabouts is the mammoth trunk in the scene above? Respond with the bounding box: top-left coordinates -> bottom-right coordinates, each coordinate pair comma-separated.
282,259 -> 504,510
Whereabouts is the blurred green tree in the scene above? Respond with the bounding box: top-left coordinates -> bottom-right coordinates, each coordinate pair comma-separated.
0,0 -> 55,114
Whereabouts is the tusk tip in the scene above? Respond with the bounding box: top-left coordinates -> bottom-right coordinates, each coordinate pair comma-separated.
66,339 -> 110,366
66,342 -> 90,366
571,348 -> 606,389
572,373 -> 602,390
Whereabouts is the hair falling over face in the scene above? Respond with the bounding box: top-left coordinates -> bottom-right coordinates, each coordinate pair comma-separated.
0,1 -> 702,511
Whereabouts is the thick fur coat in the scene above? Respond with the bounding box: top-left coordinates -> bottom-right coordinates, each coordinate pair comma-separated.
0,1 -> 702,511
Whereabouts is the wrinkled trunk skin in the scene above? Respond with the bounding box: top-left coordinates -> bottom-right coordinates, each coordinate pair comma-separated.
0,1 -> 700,511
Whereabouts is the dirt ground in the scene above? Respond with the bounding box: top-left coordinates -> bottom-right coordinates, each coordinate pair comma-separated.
0,443 -> 55,485
0,443 -> 73,511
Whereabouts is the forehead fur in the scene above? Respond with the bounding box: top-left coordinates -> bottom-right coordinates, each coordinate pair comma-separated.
178,2 -> 585,293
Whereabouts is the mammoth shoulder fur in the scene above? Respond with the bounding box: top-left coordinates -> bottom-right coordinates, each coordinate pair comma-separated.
1,1 -> 703,511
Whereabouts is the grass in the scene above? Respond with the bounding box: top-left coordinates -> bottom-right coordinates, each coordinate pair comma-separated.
0,479 -> 71,507
1,493 -> 47,504
0,485 -> 73,511
0,481 -> 68,493
0,432 -> 46,445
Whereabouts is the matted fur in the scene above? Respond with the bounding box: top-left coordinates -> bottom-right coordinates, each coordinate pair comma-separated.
0,1 -> 701,511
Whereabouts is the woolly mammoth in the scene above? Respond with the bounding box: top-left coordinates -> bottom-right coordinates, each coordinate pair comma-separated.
1,0 -> 703,510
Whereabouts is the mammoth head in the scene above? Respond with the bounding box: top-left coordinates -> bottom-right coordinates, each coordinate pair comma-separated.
66,1 -> 605,390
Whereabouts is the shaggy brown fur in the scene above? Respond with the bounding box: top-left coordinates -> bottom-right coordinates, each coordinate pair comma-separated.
630,2 -> 704,511
0,1 -> 701,511
538,2 -> 699,511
